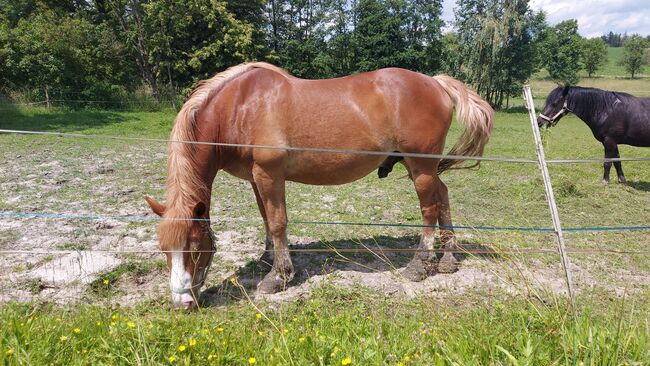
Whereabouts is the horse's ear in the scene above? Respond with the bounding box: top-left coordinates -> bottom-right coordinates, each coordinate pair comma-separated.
145,196 -> 166,217
193,202 -> 206,218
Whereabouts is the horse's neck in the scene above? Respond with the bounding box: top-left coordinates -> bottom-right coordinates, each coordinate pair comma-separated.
166,143 -> 217,212
568,93 -> 598,128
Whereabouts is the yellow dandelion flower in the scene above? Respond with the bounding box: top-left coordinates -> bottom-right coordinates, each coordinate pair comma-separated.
73,328 -> 81,334
168,356 -> 176,363
207,354 -> 214,360
255,313 -> 262,319
404,356 -> 411,362
59,336 -> 68,341
217,327 -> 224,332
189,339 -> 197,347
341,357 -> 352,365
248,357 -> 256,364
127,322 -> 135,328
110,322 -> 116,327
282,329 -> 288,334
398,363 -> 404,366
122,317 -> 129,322
230,277 -> 237,284
292,317 -> 298,322
5,349 -> 14,356
178,345 -> 186,352
111,314 -> 118,320
96,321 -> 102,326
103,279 -> 109,285
298,337 -> 305,343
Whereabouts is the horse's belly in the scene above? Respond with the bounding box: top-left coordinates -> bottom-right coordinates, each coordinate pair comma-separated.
285,153 -> 386,185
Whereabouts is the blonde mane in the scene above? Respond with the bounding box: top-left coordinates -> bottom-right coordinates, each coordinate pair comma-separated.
164,62 -> 289,219
160,62 -> 289,250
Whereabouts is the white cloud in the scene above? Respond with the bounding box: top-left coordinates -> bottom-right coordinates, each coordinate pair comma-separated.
441,0 -> 650,38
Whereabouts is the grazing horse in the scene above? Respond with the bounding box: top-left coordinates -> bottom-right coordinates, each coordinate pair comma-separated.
145,62 -> 493,310
538,86 -> 650,183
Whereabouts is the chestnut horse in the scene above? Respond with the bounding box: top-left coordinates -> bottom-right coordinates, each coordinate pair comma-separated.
145,62 -> 493,310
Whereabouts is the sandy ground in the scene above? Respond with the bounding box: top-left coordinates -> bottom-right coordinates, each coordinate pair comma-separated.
1,143 -> 649,307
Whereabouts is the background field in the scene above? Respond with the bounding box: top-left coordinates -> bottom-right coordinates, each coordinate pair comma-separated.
1,73 -> 650,364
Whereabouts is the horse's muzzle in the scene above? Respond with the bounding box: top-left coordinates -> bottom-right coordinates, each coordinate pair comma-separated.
172,291 -> 198,310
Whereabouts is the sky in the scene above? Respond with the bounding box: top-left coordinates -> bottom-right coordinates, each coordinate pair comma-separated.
441,0 -> 650,38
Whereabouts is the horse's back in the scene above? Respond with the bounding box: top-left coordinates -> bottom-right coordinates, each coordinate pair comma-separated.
206,67 -> 454,184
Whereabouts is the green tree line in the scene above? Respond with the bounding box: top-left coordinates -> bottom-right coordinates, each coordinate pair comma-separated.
0,0 -> 647,109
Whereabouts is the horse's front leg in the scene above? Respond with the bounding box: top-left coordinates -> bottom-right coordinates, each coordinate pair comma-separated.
251,182 -> 274,269
602,139 -> 614,184
252,165 -> 294,293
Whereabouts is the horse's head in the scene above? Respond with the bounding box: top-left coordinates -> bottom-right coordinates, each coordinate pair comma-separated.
145,196 -> 215,311
538,86 -> 571,128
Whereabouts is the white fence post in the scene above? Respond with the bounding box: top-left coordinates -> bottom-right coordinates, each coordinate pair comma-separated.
523,85 -> 576,305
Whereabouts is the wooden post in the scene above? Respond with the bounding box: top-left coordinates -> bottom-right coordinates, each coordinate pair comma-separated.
45,85 -> 50,110
523,85 -> 576,306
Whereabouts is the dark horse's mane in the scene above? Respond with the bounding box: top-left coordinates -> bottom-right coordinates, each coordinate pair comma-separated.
563,86 -> 630,122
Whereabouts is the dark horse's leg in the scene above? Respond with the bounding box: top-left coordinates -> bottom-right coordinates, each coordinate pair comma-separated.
602,138 -> 626,184
251,182 -> 274,269
611,145 -> 626,184
252,165 -> 294,293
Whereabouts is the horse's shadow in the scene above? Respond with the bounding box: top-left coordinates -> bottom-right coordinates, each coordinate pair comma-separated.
199,235 -> 497,307
626,181 -> 650,192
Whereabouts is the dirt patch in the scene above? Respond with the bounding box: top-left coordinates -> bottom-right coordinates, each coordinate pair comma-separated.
1,140 -> 648,307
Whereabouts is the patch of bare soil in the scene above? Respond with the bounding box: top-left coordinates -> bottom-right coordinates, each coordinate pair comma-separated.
1,146 -> 648,307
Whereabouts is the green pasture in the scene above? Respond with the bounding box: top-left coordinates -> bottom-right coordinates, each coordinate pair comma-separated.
1,74 -> 650,364
1,286 -> 649,365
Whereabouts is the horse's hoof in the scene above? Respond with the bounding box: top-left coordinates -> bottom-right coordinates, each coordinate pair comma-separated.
602,179 -> 610,185
257,270 -> 291,294
618,177 -> 627,184
403,259 -> 430,282
437,254 -> 459,274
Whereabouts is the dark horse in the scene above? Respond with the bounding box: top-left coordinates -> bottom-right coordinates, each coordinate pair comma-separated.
538,86 -> 650,183
145,62 -> 493,310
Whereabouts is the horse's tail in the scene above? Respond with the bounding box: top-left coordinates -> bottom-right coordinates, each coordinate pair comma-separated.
432,74 -> 494,174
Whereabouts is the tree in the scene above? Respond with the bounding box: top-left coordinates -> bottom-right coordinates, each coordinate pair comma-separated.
1,8 -> 136,101
105,0 -> 261,96
453,0 -> 546,108
582,37 -> 608,77
543,19 -> 583,86
619,34 -> 648,78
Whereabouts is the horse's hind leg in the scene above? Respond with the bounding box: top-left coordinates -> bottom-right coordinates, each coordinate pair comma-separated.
252,166 -> 294,293
435,179 -> 459,273
402,161 -> 442,281
611,144 -> 626,183
251,182 -> 274,269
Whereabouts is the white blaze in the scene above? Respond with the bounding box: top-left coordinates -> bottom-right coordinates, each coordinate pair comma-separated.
170,251 -> 194,305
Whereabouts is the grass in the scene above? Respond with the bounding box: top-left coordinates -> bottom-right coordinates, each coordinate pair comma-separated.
89,259 -> 167,298
0,286 -> 649,365
1,64 -> 650,364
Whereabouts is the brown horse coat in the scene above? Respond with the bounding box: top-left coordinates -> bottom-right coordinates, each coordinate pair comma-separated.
146,62 -> 493,309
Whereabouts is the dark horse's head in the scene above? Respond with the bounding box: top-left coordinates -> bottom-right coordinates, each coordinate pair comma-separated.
538,86 -> 571,128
